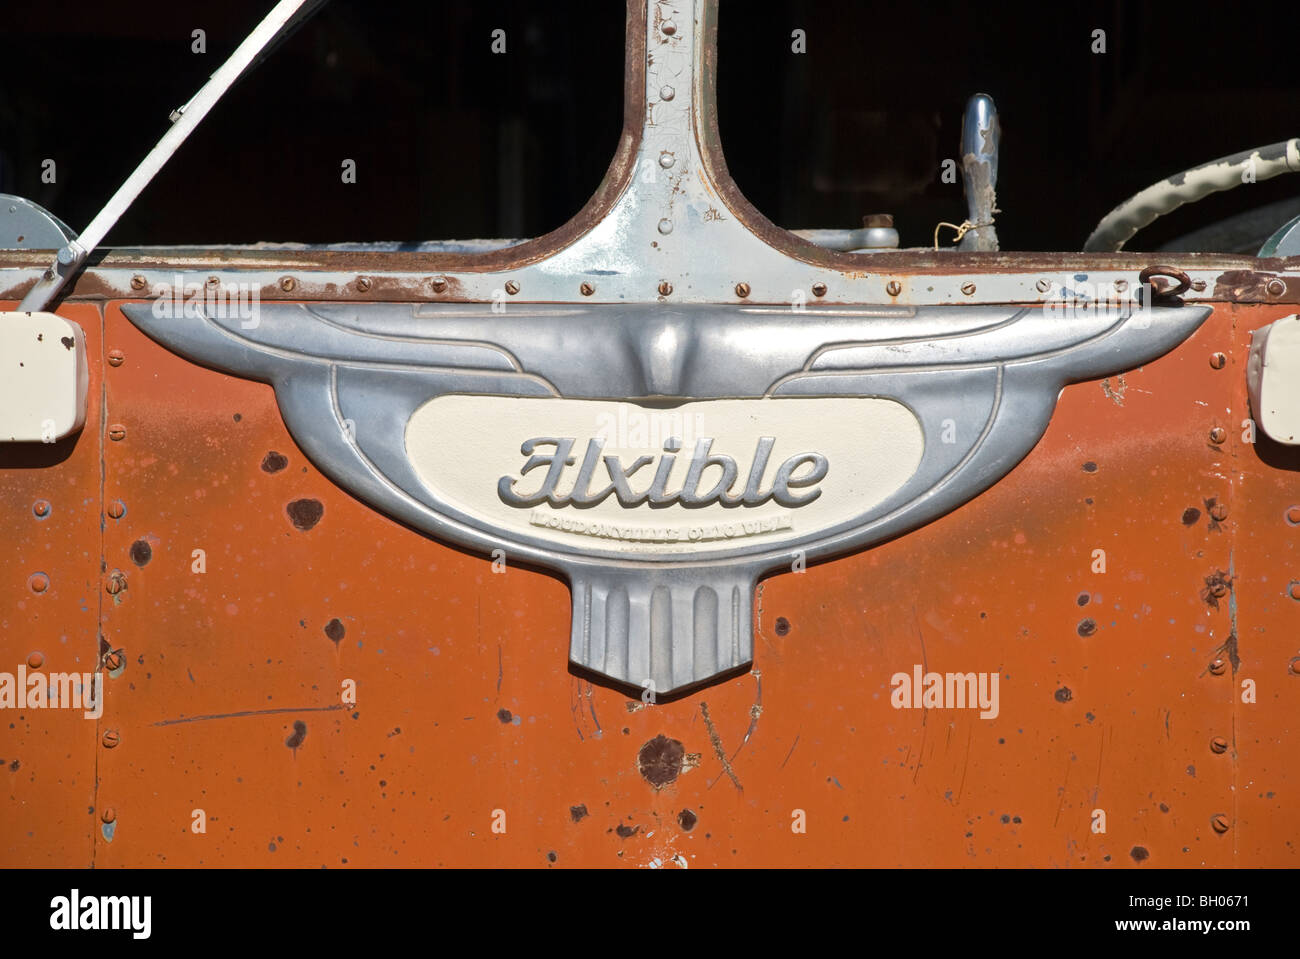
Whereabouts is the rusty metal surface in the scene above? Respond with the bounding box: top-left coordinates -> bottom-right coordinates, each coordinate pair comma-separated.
0,303 -> 102,866
4,297 -> 1296,867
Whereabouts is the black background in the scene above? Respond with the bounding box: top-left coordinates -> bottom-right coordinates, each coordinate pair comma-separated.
1,0 -> 1297,251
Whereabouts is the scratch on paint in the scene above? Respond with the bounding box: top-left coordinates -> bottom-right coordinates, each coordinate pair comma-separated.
154,704 -> 344,726
585,681 -> 602,737
956,722 -> 973,802
1054,761 -> 1071,828
779,732 -> 800,770
729,670 -> 762,761
912,607 -> 929,783
1101,373 -> 1127,405
496,644 -> 503,697
569,678 -> 585,742
701,701 -> 742,792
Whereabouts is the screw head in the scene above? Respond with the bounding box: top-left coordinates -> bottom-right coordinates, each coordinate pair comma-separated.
101,807 -> 116,824
1035,278 -> 1051,293
1114,279 -> 1129,293
1288,582 -> 1300,602
811,282 -> 827,297
961,281 -> 977,296
279,276 -> 296,293
105,571 -> 128,596
356,276 -> 372,292
27,651 -> 44,669
657,218 -> 674,235
886,280 -> 902,297
1266,278 -> 1286,297
580,282 -> 595,296
106,500 -> 125,520
130,275 -> 146,291
206,276 -> 219,289
32,500 -> 50,518
1209,352 -> 1226,369
658,281 -> 673,297
1289,656 -> 1300,674
1210,736 -> 1229,754
107,349 -> 125,367
104,650 -> 124,672
28,573 -> 49,594
1285,505 -> 1300,525
504,280 -> 520,296
102,729 -> 120,749
1209,502 -> 1229,521
734,282 -> 750,298
659,152 -> 675,169
1209,427 -> 1227,445
1209,657 -> 1227,676
1210,582 -> 1228,598
430,276 -> 448,294
1191,279 -> 1207,292
661,19 -> 676,35
1210,814 -> 1230,834
659,85 -> 675,101
108,424 -> 126,442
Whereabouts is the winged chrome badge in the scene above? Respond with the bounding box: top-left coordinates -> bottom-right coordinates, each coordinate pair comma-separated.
122,300 -> 1209,693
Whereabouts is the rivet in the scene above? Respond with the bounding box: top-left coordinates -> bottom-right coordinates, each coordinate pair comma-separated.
1208,657 -> 1227,676
356,276 -> 372,292
661,19 -> 677,35
107,349 -> 125,367
1209,427 -> 1227,445
430,276 -> 448,294
105,571 -> 128,596
658,281 -> 673,297
1035,278 -> 1051,293
130,275 -> 146,291
658,218 -> 673,235
886,280 -> 902,297
106,500 -> 125,520
1266,278 -> 1286,297
1288,582 -> 1300,602
32,500 -> 51,518
961,281 -> 977,296
1209,736 -> 1229,754
28,573 -> 49,594
1208,502 -> 1228,522
279,276 -> 296,293
104,650 -> 124,672
1191,279 -> 1207,292
1208,352 -> 1226,369
504,280 -> 520,296
27,651 -> 44,669
1210,582 -> 1228,598
101,807 -> 116,824
1210,814 -> 1230,834
1286,505 -> 1300,525
1289,655 -> 1300,674
659,152 -> 675,169
1114,279 -> 1128,293
108,424 -> 127,442
580,282 -> 595,296
102,730 -> 120,749
734,282 -> 750,298
811,282 -> 827,297
660,85 -> 675,101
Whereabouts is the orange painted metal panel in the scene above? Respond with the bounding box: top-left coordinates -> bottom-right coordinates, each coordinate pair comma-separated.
4,299 -> 1298,867
0,302 -> 103,867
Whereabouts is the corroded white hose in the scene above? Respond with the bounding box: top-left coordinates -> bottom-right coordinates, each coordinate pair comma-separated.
1083,139 -> 1300,252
